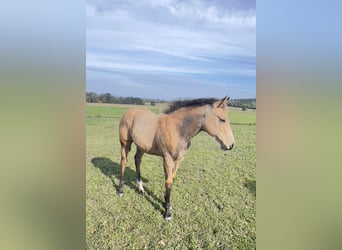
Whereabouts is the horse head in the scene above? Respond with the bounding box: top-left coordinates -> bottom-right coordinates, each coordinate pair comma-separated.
202,96 -> 235,151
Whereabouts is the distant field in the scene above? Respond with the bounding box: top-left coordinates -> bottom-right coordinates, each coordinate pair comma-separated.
86,104 -> 256,249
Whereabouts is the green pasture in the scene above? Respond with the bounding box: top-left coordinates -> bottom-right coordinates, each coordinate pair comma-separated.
86,104 -> 256,249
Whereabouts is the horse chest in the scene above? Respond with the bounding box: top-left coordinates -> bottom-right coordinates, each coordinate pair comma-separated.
166,139 -> 189,160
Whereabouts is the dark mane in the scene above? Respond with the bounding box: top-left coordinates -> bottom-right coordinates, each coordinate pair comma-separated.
164,98 -> 219,114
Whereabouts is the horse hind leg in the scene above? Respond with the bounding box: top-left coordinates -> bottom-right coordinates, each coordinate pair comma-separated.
118,139 -> 132,197
134,148 -> 145,194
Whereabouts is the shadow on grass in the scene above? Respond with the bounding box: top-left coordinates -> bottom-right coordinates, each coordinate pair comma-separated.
91,157 -> 164,215
244,179 -> 256,197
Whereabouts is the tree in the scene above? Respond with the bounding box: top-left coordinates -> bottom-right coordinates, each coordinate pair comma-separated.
242,104 -> 247,111
86,92 -> 99,103
99,93 -> 112,103
150,101 -> 156,106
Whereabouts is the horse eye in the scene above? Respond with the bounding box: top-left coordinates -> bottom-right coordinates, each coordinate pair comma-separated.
219,118 -> 226,123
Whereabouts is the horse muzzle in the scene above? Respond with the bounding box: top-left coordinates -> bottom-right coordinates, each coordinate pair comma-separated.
221,143 -> 234,151
216,136 -> 234,151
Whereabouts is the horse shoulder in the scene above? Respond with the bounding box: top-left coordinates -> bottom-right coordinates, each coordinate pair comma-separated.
158,115 -> 184,157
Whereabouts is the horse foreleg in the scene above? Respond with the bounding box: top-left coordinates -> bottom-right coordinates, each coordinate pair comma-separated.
172,155 -> 184,182
134,148 -> 145,193
163,155 -> 175,220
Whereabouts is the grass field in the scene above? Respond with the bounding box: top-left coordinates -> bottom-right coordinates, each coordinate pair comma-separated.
86,104 -> 256,249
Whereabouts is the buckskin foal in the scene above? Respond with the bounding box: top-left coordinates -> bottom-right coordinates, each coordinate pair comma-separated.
118,96 -> 235,220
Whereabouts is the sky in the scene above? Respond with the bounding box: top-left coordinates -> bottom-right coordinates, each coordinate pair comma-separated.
86,0 -> 255,100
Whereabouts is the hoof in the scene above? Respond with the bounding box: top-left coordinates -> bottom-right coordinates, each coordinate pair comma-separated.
137,180 -> 145,194
164,210 -> 172,221
118,193 -> 123,198
164,215 -> 172,221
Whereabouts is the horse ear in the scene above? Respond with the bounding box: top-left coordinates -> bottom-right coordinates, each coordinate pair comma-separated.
217,96 -> 229,107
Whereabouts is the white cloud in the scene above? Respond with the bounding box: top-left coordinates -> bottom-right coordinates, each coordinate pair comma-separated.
86,0 -> 256,98
134,0 -> 255,28
87,59 -> 210,74
86,4 -> 97,17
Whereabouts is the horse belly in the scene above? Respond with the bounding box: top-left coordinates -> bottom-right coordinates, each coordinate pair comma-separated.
132,132 -> 154,152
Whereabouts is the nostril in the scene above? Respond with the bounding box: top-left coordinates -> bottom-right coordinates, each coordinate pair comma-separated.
230,143 -> 234,150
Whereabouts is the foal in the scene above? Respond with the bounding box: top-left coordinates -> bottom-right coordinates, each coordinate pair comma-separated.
118,97 -> 235,220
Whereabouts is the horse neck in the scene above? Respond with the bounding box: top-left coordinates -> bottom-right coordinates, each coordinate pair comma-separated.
172,106 -> 208,140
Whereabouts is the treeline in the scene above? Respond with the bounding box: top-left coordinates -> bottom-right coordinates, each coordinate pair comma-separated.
228,98 -> 256,110
86,92 -> 145,105
86,92 -> 256,110
86,92 -> 165,105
